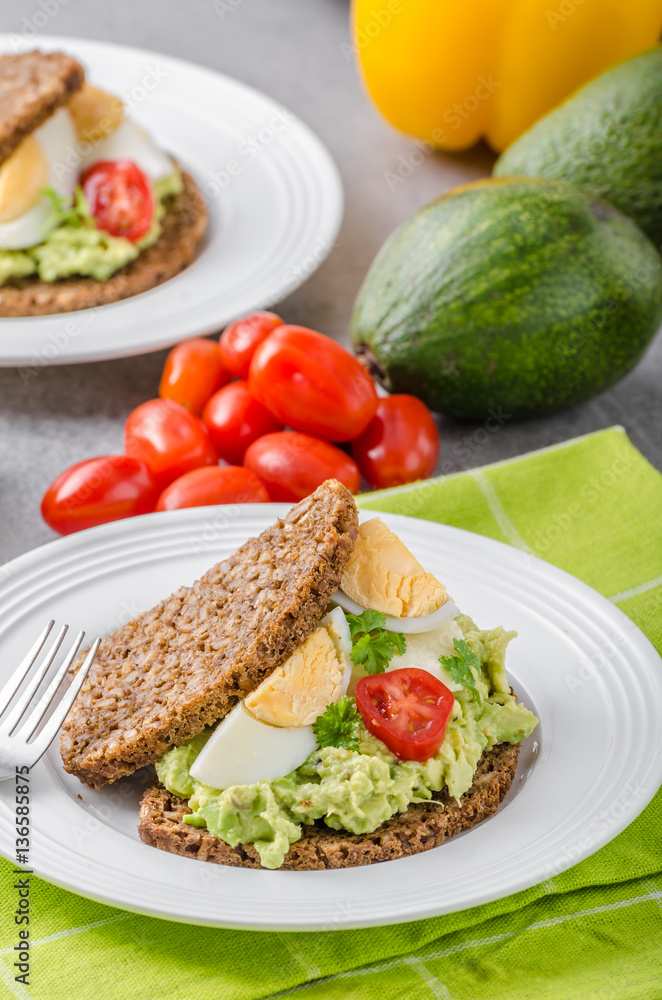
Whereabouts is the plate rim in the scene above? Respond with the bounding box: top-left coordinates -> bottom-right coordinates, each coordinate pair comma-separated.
0,504 -> 660,930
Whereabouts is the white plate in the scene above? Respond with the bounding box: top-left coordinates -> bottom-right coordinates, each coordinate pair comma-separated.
0,36 -> 343,366
0,506 -> 660,930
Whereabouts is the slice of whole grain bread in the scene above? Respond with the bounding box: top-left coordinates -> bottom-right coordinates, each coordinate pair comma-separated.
0,170 -> 207,316
0,50 -> 84,165
138,742 -> 521,870
60,481 -> 358,790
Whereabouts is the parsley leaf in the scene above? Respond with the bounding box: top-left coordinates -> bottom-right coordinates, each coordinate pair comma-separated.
312,695 -> 362,751
42,185 -> 93,230
345,609 -> 406,675
346,609 -> 387,639
439,638 -> 482,704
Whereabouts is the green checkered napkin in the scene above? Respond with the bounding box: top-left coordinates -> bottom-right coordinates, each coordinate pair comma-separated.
1,426 -> 661,1000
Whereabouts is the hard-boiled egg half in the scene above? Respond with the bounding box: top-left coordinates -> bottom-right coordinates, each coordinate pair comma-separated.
190,607 -> 353,789
333,518 -> 460,633
0,82 -> 173,251
0,108 -> 78,249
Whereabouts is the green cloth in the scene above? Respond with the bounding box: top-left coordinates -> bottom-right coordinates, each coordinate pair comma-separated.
1,426 -> 661,1000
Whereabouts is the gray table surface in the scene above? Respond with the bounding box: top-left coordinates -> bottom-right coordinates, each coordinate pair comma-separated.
1,0 -> 660,569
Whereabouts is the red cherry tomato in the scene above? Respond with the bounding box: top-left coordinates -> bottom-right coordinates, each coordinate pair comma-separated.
355,668 -> 454,762
41,455 -> 159,536
80,160 -> 154,242
219,311 -> 283,379
124,399 -> 217,491
155,466 -> 270,511
243,432 -> 360,501
159,338 -> 231,415
249,326 -> 379,442
202,380 -> 283,465
351,395 -> 440,489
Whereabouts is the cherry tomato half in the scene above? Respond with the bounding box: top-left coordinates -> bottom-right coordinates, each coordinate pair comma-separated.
155,465 -> 270,511
80,159 -> 154,242
249,326 -> 379,442
202,380 -> 283,465
219,311 -> 283,379
351,395 -> 440,489
41,455 -> 159,536
243,431 -> 360,501
124,398 -> 217,491
159,338 -> 231,415
355,668 -> 454,762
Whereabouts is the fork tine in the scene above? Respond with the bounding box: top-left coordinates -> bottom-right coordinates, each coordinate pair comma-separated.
21,630 -> 86,742
27,638 -> 100,760
0,624 -> 68,737
0,621 -> 54,718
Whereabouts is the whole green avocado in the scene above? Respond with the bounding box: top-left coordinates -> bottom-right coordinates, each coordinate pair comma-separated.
494,47 -> 662,248
350,178 -> 662,420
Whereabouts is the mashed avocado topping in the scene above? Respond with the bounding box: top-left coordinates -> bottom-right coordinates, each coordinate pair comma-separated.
155,615 -> 538,870
0,165 -> 183,284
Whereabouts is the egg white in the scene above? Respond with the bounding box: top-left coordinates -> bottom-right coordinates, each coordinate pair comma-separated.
333,588 -> 460,634
0,108 -> 78,250
80,118 -> 174,181
384,620 -> 465,690
190,608 -> 354,790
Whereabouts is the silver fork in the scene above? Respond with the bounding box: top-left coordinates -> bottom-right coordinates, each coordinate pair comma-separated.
0,622 -> 100,781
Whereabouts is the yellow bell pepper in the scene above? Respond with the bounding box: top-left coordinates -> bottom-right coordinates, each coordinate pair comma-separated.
352,0 -> 662,152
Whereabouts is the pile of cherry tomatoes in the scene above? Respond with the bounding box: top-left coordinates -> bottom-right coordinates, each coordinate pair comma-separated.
41,312 -> 440,535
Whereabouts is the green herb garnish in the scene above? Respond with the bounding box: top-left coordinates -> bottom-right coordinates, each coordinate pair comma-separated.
312,695 -> 362,751
345,609 -> 406,675
439,638 -> 482,704
42,185 -> 93,229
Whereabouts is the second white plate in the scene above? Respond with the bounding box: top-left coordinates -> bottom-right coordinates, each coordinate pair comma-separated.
0,506 -> 660,929
0,35 -> 343,365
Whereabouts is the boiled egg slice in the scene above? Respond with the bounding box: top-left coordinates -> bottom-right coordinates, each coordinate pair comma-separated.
67,83 -> 124,142
189,703 -> 318,789
190,607 -> 353,789
335,518 -> 459,634
0,107 -> 78,250
79,118 -> 174,182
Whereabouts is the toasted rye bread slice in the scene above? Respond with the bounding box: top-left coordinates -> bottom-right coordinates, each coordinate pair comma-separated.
0,170 -> 207,316
138,742 -> 520,870
0,50 -> 84,165
60,481 -> 358,790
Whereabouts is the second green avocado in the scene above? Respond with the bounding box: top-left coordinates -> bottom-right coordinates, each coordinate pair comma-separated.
494,47 -> 662,248
350,178 -> 662,420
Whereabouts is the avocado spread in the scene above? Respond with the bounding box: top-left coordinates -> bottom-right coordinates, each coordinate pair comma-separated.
156,614 -> 538,869
0,167 -> 183,285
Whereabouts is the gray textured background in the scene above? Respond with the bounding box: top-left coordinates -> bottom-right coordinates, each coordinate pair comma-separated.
1,0 -> 660,568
